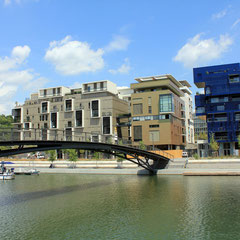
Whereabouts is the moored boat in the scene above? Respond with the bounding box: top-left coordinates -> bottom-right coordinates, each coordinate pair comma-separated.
0,172 -> 15,180
24,169 -> 40,175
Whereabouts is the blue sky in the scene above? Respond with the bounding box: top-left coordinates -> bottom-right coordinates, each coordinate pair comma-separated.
0,0 -> 240,113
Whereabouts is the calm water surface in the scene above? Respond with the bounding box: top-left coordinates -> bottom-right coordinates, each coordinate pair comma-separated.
0,174 -> 240,240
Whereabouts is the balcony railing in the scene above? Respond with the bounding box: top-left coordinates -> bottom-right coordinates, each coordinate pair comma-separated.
83,87 -> 107,93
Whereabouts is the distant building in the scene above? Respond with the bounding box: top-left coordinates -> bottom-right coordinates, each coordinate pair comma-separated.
194,63 -> 240,156
179,81 -> 195,147
12,80 -> 129,142
193,114 -> 207,137
130,75 -> 189,150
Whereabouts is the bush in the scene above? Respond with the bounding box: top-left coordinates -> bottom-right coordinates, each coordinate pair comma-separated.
193,153 -> 199,159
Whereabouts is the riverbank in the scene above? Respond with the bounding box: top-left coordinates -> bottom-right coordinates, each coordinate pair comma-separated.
5,158 -> 240,175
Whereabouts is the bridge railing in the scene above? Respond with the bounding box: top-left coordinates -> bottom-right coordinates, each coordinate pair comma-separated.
0,127 -> 173,159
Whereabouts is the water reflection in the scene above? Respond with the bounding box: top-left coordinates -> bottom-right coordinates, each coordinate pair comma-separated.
1,175 -> 240,240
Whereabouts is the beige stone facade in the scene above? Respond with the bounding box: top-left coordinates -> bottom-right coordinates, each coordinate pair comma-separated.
12,81 -> 129,142
130,75 -> 186,150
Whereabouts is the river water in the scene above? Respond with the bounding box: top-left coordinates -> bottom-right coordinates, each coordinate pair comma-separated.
1,174 -> 240,240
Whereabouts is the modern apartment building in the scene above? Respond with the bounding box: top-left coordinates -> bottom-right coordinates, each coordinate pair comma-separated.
12,80 -> 129,143
194,63 -> 240,156
130,75 -> 187,150
179,81 -> 195,147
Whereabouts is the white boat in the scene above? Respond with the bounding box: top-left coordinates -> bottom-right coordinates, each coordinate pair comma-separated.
0,172 -> 15,180
24,169 -> 40,175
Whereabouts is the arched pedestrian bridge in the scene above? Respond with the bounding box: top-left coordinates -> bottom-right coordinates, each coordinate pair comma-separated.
0,128 -> 173,174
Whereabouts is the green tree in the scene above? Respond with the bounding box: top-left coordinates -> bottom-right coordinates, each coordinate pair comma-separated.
65,149 -> 78,168
93,151 -> 101,160
0,115 -> 14,142
199,132 -> 208,140
47,150 -> 56,163
139,141 -> 146,150
209,133 -> 219,156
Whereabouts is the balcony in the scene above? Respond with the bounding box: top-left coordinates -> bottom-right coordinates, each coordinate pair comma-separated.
83,87 -> 107,93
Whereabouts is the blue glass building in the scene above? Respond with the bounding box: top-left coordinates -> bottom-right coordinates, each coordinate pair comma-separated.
194,63 -> 240,156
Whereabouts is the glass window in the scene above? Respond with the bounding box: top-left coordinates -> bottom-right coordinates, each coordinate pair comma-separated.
91,100 -> 99,117
133,103 -> 143,115
229,74 -> 240,83
148,106 -> 152,114
205,87 -> 211,94
133,126 -> 142,141
103,117 -> 111,134
159,94 -> 173,112
217,105 -> 225,111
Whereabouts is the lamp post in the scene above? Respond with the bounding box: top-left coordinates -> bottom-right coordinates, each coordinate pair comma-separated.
151,132 -> 155,151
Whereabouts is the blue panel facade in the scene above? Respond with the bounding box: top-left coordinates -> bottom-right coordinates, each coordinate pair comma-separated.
194,63 -> 240,152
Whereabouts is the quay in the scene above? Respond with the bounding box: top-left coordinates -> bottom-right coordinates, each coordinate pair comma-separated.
5,158 -> 240,176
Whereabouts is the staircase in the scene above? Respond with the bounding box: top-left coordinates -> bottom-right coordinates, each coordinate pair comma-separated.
167,158 -> 187,169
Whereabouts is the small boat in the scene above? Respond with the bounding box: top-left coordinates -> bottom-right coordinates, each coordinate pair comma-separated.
0,172 -> 15,180
24,169 -> 40,175
0,161 -> 15,180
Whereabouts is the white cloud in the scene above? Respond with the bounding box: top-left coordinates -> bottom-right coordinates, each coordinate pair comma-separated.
4,0 -> 11,5
212,9 -> 227,20
45,36 -> 104,75
0,45 -> 47,114
70,82 -> 82,89
0,45 -> 30,72
105,35 -> 130,52
231,18 -> 240,29
109,58 -> 131,75
173,34 -> 233,68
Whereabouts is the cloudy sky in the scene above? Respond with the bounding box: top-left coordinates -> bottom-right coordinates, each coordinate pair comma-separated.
0,0 -> 240,113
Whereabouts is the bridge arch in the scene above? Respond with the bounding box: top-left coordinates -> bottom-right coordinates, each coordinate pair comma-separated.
0,141 -> 171,174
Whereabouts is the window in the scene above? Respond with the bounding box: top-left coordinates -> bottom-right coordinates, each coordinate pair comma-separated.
51,113 -> 57,128
65,99 -> 72,111
100,82 -> 104,90
196,107 -> 205,114
91,135 -> 99,142
91,100 -> 100,117
53,88 -> 56,95
42,102 -> 48,113
149,130 -> 160,141
76,110 -> 83,127
148,97 -> 152,105
24,123 -> 30,130
229,74 -> 240,83
103,117 -> 111,134
148,106 -> 152,114
44,89 -> 47,96
205,87 -> 211,94
133,103 -> 143,115
94,83 -> 97,90
150,125 -> 159,128
217,105 -> 225,111
159,94 -> 173,112
57,88 -> 61,94
133,126 -> 142,141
